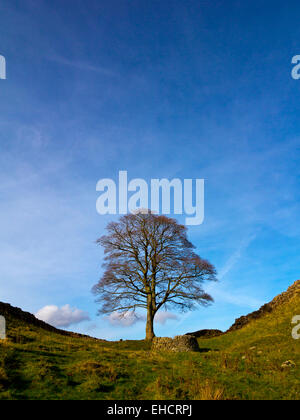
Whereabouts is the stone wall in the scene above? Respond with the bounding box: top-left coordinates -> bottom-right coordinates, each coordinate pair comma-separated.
152,335 -> 200,352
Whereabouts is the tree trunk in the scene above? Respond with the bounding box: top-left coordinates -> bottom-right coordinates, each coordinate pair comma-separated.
146,311 -> 155,340
145,296 -> 155,340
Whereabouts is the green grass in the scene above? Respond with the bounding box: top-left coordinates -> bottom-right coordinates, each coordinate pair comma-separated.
0,292 -> 300,400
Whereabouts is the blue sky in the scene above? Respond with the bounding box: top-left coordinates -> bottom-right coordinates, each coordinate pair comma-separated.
0,0 -> 300,340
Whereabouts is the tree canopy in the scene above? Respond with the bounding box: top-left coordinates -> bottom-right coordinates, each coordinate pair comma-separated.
93,212 -> 217,339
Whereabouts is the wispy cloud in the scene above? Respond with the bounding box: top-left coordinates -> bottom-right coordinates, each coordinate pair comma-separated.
205,234 -> 264,310
209,290 -> 264,310
218,234 -> 257,280
46,55 -> 114,76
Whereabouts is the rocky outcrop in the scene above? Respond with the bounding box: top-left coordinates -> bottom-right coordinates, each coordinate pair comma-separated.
184,281 -> 300,337
227,280 -> 300,333
186,329 -> 223,338
152,335 -> 200,352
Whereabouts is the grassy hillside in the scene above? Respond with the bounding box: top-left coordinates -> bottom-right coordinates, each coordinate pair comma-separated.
0,281 -> 299,400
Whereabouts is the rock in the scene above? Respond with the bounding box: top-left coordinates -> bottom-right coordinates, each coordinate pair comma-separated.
152,335 -> 200,352
281,360 -> 296,368
185,329 -> 223,338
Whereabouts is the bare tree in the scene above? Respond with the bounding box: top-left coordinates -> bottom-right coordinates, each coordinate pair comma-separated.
93,212 -> 217,340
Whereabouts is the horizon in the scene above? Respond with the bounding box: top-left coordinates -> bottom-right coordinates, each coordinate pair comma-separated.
2,279 -> 300,341
1,0 -> 300,340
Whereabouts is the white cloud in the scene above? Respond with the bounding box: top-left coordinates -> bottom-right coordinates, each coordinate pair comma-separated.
154,311 -> 178,325
106,311 -> 146,327
106,310 -> 178,328
35,304 -> 90,328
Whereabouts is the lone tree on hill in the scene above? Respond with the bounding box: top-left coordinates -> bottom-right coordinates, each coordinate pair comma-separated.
93,212 -> 217,340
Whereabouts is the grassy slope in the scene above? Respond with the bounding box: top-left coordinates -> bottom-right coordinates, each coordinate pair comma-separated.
0,288 -> 299,400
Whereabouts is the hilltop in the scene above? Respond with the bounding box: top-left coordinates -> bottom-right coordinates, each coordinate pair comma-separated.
0,281 -> 300,400
227,280 -> 300,332
187,280 -> 300,337
0,302 -> 103,342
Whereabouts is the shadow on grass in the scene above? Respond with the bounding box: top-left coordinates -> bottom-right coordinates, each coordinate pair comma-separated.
198,348 -> 220,353
16,348 -> 67,359
4,351 -> 31,398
